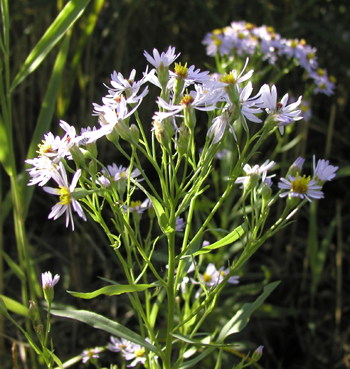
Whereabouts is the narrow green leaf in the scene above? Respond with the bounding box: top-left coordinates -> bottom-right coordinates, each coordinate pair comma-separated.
50,308 -> 159,355
26,34 -> 71,161
0,294 -> 28,316
68,284 -> 153,299
173,333 -> 234,348
1,250 -> 25,280
218,281 -> 280,341
178,347 -> 215,369
11,0 -> 91,91
193,224 -> 246,256
148,195 -> 171,233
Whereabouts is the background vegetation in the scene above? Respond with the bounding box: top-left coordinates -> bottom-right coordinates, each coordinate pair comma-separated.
2,0 -> 350,368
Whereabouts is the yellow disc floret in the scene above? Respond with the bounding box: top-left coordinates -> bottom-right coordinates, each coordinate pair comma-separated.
174,62 -> 188,78
58,186 -> 72,205
220,72 -> 237,84
291,175 -> 310,194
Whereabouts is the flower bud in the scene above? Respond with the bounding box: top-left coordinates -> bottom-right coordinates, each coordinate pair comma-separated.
176,123 -> 190,157
129,124 -> 140,143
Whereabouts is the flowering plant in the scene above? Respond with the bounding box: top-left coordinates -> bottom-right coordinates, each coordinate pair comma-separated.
25,41 -> 337,369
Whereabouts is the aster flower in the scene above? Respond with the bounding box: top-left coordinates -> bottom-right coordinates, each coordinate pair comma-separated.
41,271 -> 60,303
26,155 -> 58,186
107,68 -> 150,101
97,163 -> 142,188
43,162 -> 87,230
35,132 -> 64,160
108,337 -> 133,353
219,58 -> 254,88
81,347 -> 103,364
168,63 -> 211,90
108,337 -> 147,368
143,46 -> 180,68
41,271 -> 60,289
313,156 -> 338,182
259,84 -> 303,134
199,263 -> 240,287
278,174 -> 323,202
122,199 -> 151,214
235,160 -> 276,189
153,84 -> 218,122
207,109 -> 234,144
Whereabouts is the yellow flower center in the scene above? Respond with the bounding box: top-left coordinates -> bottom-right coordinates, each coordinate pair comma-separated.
58,186 -> 72,205
134,347 -> 145,357
174,62 -> 188,78
130,200 -> 142,208
180,94 -> 194,106
203,273 -> 212,283
37,141 -> 52,156
220,72 -> 236,84
317,68 -> 325,76
291,175 -> 310,194
290,39 -> 298,48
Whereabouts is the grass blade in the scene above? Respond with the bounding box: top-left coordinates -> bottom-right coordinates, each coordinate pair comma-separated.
11,0 -> 91,91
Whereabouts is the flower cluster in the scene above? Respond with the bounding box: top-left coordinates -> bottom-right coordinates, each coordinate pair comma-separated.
203,21 -> 336,96
25,46 -> 308,231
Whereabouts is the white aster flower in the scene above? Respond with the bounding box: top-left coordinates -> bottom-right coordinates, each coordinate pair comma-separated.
235,160 -> 276,189
207,110 -> 232,144
41,271 -> 60,289
199,263 -> 240,287
239,81 -> 263,123
259,84 -> 303,134
43,162 -> 87,230
219,58 -> 254,88
313,156 -> 338,182
97,163 -> 141,187
144,46 -> 180,68
108,337 -> 133,353
108,337 -> 147,368
26,155 -> 58,186
278,174 -> 323,202
153,84 -> 218,122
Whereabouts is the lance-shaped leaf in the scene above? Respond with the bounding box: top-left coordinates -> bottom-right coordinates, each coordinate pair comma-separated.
11,0 -> 91,91
68,284 -> 152,299
193,224 -> 246,256
218,281 -> 280,341
0,294 -> 28,316
51,308 -> 159,355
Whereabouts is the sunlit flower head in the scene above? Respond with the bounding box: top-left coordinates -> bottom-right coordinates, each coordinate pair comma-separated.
278,174 -> 323,202
43,162 -> 87,230
259,84 -> 303,134
144,46 -> 180,68
235,160 -> 276,189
